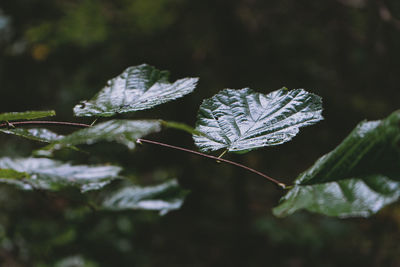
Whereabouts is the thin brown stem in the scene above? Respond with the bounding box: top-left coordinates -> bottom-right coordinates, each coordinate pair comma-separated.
137,138 -> 286,189
0,119 -> 286,188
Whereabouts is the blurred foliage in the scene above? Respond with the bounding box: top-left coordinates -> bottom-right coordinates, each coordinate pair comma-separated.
1,0 -> 400,266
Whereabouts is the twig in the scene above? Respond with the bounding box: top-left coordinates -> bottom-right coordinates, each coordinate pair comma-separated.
137,138 -> 286,189
0,120 -> 287,189
0,120 -> 90,128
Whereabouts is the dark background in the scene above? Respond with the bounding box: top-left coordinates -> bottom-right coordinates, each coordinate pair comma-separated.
1,0 -> 400,266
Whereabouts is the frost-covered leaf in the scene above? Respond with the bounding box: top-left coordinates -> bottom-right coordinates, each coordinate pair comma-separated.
0,157 -> 122,192
101,179 -> 186,215
0,110 -> 55,121
41,120 -> 161,153
0,128 -> 63,143
273,111 -> 400,218
73,64 -> 198,117
193,88 -> 323,153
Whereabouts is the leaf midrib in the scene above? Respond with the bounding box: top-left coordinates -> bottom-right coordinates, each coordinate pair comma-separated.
229,90 -> 304,149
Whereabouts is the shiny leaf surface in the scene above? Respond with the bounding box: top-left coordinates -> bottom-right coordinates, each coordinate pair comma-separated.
42,120 -> 161,152
0,157 -> 122,192
0,128 -> 63,143
193,88 -> 323,152
73,64 -> 198,117
101,179 -> 186,215
0,110 -> 55,121
273,111 -> 400,218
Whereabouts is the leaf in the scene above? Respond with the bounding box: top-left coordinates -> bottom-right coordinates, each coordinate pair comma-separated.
0,168 -> 29,180
55,255 -> 96,267
0,128 -> 63,143
41,120 -> 161,153
273,111 -> 400,218
73,64 -> 199,117
0,157 -> 122,192
100,179 -> 187,215
0,110 -> 56,121
193,88 -> 323,153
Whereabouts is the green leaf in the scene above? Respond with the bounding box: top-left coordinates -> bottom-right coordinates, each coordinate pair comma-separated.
0,110 -> 56,121
41,120 -> 161,153
0,157 -> 122,192
273,111 -> 400,218
100,179 -> 186,215
0,128 -> 63,143
193,88 -> 323,152
73,64 -> 199,117
0,168 -> 29,180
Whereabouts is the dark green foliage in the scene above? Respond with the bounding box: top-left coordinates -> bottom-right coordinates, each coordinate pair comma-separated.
0,168 -> 28,180
0,157 -> 122,192
0,110 -> 55,121
1,64 -> 399,219
0,65 -> 193,217
274,110 -> 400,217
100,179 -> 186,215
1,1 -> 400,265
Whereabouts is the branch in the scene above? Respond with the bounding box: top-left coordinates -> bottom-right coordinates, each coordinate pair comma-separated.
137,138 -> 286,189
0,120 -> 286,189
0,120 -> 91,128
